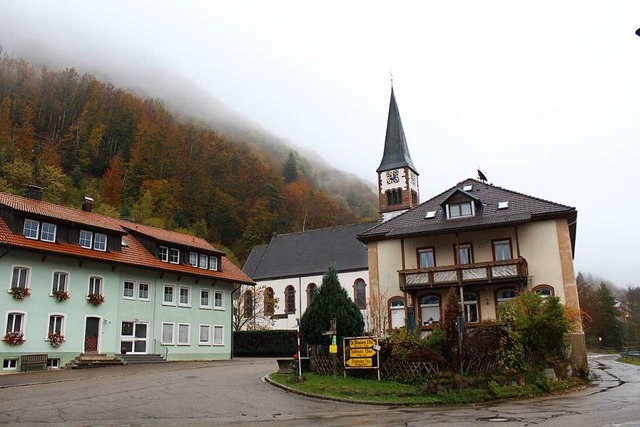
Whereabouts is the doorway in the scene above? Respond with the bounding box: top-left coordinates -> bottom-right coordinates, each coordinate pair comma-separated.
120,321 -> 148,354
84,317 -> 100,352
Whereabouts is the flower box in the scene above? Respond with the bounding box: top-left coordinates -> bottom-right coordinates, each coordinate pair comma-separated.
48,332 -> 65,348
3,331 -> 25,346
11,287 -> 31,300
52,290 -> 70,302
87,293 -> 105,306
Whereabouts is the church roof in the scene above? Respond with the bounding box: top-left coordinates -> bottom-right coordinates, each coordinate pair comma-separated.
376,87 -> 418,173
242,221 -> 378,281
358,178 -> 577,251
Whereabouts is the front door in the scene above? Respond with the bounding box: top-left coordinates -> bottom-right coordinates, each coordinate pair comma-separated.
84,317 -> 100,352
120,321 -> 148,354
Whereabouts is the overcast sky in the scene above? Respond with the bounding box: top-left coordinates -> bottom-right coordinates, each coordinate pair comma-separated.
1,1 -> 639,287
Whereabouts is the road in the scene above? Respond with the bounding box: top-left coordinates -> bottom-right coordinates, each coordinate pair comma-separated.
0,354 -> 638,426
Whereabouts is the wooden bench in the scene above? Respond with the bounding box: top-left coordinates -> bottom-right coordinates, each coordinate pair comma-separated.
20,354 -> 48,372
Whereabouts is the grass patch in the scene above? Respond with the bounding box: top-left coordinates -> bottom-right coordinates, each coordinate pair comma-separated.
267,372 -> 587,405
617,357 -> 640,366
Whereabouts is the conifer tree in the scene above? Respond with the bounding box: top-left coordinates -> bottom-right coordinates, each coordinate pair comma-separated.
301,267 -> 364,345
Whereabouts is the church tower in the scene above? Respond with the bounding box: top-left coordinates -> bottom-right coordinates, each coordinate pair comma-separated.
377,87 -> 419,218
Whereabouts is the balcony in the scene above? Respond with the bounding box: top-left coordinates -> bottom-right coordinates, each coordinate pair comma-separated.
399,258 -> 528,291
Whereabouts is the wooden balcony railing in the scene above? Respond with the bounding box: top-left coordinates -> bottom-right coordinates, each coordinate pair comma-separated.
399,258 -> 528,290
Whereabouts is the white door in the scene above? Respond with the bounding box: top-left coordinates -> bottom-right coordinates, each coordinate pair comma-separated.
120,321 -> 148,354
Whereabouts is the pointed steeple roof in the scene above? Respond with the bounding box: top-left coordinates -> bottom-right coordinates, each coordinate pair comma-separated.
376,87 -> 418,173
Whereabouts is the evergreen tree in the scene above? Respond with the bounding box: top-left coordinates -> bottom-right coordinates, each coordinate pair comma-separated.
591,283 -> 623,348
282,151 -> 299,183
301,267 -> 364,345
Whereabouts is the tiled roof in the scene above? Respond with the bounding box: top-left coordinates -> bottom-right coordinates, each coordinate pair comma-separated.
0,192 -> 254,285
242,222 -> 378,281
358,178 -> 577,241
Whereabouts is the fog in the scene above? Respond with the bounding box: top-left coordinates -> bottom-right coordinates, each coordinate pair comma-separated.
1,1 -> 639,286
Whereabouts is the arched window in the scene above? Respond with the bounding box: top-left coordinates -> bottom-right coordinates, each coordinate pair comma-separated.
306,283 -> 318,306
533,285 -> 554,299
243,290 -> 254,318
285,286 -> 296,314
463,292 -> 479,323
353,279 -> 367,309
420,295 -> 440,325
389,297 -> 405,329
386,190 -> 393,206
496,288 -> 518,304
264,287 -> 275,316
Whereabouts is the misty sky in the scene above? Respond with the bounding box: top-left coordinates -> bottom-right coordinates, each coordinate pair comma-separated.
1,1 -> 639,287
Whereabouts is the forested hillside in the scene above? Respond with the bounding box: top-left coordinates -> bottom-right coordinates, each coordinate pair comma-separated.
0,52 -> 378,263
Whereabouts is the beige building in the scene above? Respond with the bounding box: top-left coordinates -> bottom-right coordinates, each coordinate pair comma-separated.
357,88 -> 586,367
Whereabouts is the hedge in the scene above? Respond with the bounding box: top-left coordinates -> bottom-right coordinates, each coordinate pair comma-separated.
233,330 -> 298,357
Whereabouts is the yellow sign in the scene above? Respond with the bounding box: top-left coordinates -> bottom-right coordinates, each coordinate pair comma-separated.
346,357 -> 373,367
350,348 -> 376,358
329,344 -> 337,354
349,338 -> 375,348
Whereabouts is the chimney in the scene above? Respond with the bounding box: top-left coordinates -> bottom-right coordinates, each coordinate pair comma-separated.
25,185 -> 43,200
82,195 -> 94,212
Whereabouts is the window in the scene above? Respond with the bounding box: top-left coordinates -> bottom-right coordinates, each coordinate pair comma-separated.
23,219 -> 39,239
177,323 -> 190,345
448,202 -> 473,218
79,230 -> 93,249
88,276 -> 102,295
169,248 -> 180,264
48,315 -> 64,335
41,222 -> 57,242
11,267 -> 29,289
163,285 -> 175,305
306,283 -> 318,307
213,325 -> 224,345
200,289 -> 211,309
390,298 -> 405,329
493,240 -> 512,261
496,288 -> 517,304
47,358 -> 60,369
158,246 -> 169,262
534,285 -> 554,299
386,188 -> 403,206
199,325 -> 211,345
138,283 -> 150,300
213,290 -> 224,310
264,288 -> 275,316
161,323 -> 174,345
51,272 -> 68,294
243,290 -> 254,317
457,243 -> 473,265
6,312 -> 24,334
179,286 -> 191,307
420,295 -> 441,324
123,281 -> 135,299
189,252 -> 198,267
3,359 -> 18,370
94,233 -> 107,251
418,248 -> 435,268
199,254 -> 208,269
209,256 -> 219,271
285,286 -> 296,314
354,279 -> 367,309
463,292 -> 479,323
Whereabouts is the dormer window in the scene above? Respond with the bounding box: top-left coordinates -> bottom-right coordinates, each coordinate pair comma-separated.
159,246 -> 169,262
169,248 -> 180,264
94,233 -> 107,251
189,252 -> 198,267
209,256 -> 219,271
79,230 -> 93,249
447,202 -> 474,218
23,219 -> 39,239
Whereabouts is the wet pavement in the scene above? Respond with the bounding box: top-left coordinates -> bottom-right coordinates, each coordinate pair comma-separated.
0,354 -> 638,426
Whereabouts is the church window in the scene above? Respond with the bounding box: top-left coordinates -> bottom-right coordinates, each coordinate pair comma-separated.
285,286 -> 296,314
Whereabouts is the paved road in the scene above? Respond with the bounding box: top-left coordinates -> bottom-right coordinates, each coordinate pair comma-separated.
0,354 -> 638,426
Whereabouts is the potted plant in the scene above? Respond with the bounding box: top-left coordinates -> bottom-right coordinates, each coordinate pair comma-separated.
52,290 -> 70,302
2,331 -> 25,346
87,293 -> 105,306
11,287 -> 31,300
48,332 -> 65,348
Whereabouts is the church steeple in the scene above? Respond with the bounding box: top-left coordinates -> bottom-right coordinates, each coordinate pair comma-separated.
377,87 -> 420,215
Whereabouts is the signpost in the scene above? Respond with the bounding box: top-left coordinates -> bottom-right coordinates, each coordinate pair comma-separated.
343,336 -> 380,381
